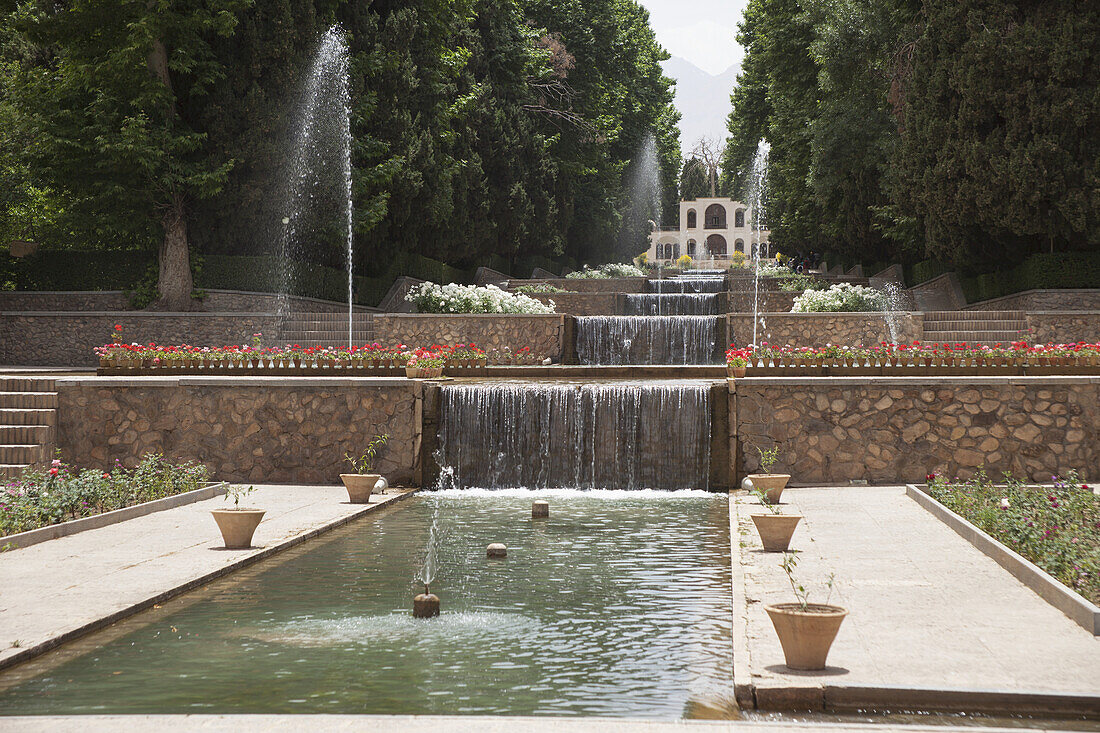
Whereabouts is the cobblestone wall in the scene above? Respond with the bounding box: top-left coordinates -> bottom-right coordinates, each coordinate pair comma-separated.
730,377 -> 1100,484
967,289 -> 1100,312
373,314 -> 565,359
527,292 -> 621,315
1026,312 -> 1100,343
55,378 -> 421,485
727,312 -> 922,347
0,313 -> 284,366
508,277 -> 648,293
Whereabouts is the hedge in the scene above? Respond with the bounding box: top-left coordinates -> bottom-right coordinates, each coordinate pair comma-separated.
960,251 -> 1100,303
9,249 -> 153,291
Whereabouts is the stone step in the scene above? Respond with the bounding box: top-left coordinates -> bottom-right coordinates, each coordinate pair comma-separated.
0,424 -> 51,444
0,464 -> 26,480
923,320 -> 1028,332
0,444 -> 45,464
0,391 -> 58,409
0,377 -> 58,392
0,408 -> 56,426
919,331 -> 1027,344
923,310 -> 1025,321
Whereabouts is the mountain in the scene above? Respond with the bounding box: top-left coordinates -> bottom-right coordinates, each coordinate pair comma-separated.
662,56 -> 738,149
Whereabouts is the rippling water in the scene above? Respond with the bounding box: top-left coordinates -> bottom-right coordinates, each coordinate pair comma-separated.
0,491 -> 734,718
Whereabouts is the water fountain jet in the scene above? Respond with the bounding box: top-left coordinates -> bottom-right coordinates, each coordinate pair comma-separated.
413,584 -> 440,618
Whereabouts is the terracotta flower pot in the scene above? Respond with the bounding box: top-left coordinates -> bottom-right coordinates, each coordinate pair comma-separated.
750,513 -> 803,552
728,364 -> 747,378
211,509 -> 265,549
405,365 -> 444,379
340,473 -> 387,503
747,473 -> 791,504
765,603 -> 848,670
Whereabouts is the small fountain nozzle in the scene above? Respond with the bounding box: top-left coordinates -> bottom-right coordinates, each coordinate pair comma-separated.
413,584 -> 440,618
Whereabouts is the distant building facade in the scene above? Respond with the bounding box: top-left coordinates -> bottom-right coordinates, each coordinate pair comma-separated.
646,197 -> 769,266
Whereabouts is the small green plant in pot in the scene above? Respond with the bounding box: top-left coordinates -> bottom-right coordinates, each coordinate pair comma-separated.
748,445 -> 791,504
211,485 -> 264,550
748,484 -> 802,552
765,552 -> 847,670
340,434 -> 389,503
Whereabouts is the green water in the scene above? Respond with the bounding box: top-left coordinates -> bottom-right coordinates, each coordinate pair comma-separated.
0,490 -> 734,718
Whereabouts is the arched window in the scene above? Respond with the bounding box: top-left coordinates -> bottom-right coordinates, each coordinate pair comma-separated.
687,239 -> 696,257
735,239 -> 744,253
706,234 -> 727,257
673,243 -> 680,259
735,209 -> 745,228
686,209 -> 697,229
704,204 -> 726,229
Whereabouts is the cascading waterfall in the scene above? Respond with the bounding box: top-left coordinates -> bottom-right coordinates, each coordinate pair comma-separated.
623,293 -> 718,316
275,25 -> 354,347
649,276 -> 726,294
576,316 -> 718,365
436,382 -> 712,490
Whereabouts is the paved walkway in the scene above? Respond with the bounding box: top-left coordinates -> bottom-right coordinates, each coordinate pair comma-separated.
733,486 -> 1100,713
0,485 -> 413,669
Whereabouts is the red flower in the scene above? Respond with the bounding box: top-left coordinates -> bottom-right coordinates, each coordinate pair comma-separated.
49,467 -> 59,476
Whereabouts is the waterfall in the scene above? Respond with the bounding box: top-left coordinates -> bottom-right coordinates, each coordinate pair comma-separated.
575,316 -> 718,365
623,293 -> 718,316
649,276 -> 725,294
436,383 -> 712,490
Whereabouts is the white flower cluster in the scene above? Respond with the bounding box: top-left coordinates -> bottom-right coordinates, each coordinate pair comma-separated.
755,262 -> 790,278
565,263 -> 646,279
790,282 -> 888,312
406,282 -> 556,314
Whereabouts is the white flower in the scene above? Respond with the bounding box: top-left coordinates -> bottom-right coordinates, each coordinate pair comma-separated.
1000,498 -> 1010,510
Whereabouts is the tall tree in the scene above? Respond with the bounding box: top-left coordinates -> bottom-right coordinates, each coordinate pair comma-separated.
679,156 -> 709,201
10,0 -> 245,309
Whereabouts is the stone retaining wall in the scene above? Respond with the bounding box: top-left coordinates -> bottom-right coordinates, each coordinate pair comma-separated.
908,272 -> 966,311
967,289 -> 1100,312
727,312 -> 923,347
55,377 -> 421,485
0,313 -> 282,366
373,314 -> 565,359
506,277 -> 648,293
528,292 -> 620,316
730,377 -> 1100,485
1026,312 -> 1100,343
727,290 -> 799,313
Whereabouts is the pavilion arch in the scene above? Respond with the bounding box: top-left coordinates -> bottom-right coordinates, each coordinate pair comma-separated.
735,239 -> 744,253
704,203 -> 726,229
735,208 -> 745,228
687,239 -> 696,257
705,234 -> 727,257
686,209 -> 697,229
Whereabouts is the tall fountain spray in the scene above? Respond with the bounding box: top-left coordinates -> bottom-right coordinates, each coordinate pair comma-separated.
277,25 -> 354,347
618,132 -> 662,261
746,139 -> 770,347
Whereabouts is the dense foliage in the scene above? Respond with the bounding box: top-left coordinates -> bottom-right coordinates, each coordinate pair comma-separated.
721,0 -> 1100,275
790,282 -> 887,312
2,454 -> 210,537
927,470 -> 1099,605
0,0 -> 679,301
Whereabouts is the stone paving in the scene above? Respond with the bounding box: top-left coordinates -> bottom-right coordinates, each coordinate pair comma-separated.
0,484 -> 413,670
733,486 -> 1100,713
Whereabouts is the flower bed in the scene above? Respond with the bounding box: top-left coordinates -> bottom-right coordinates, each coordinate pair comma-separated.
406,282 -> 554,314
725,341 -> 1100,374
94,342 -> 544,373
791,282 -> 887,312
926,470 -> 1099,605
565,263 -> 646,279
2,454 -> 210,538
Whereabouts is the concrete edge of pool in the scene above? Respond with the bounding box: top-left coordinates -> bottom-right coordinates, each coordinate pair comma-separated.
0,488 -> 417,673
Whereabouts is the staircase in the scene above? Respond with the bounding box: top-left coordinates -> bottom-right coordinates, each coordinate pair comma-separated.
281,312 -> 376,348
0,376 -> 58,480
922,311 -> 1030,346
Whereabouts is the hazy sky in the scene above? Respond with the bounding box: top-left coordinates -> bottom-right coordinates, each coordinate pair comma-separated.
637,0 -> 750,75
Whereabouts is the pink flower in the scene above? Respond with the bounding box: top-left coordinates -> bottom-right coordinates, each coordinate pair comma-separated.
51,459 -> 61,467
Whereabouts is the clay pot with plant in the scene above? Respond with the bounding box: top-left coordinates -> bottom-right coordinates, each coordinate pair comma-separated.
765,552 -> 847,670
341,434 -> 389,503
749,485 -> 802,552
747,446 -> 791,504
211,485 -> 264,549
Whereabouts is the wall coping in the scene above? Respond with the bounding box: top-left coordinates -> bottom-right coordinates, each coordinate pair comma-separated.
967,288 -> 1100,309
56,376 -> 417,388
0,288 -> 372,309
375,313 -> 564,319
729,375 -> 1100,387
2,311 -> 282,317
726,311 -> 921,317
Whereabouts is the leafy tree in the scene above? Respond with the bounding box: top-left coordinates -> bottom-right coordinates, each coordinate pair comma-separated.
679,157 -> 709,201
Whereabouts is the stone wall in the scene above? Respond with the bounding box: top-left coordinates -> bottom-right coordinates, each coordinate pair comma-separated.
373,314 -> 565,359
908,272 -> 966,311
1026,312 -> 1100,343
730,377 -> 1100,485
727,312 -> 922,347
55,377 -> 421,485
727,290 -> 799,313
528,292 -> 621,316
507,277 -> 648,293
968,289 -> 1100,312
0,313 -> 283,366
0,289 -> 360,313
